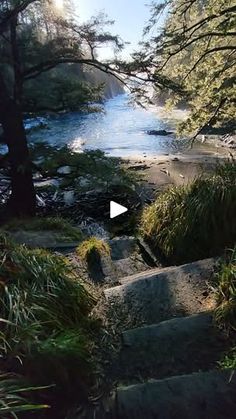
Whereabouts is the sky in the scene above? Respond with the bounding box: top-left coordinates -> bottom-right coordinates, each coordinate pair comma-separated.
75,0 -> 154,60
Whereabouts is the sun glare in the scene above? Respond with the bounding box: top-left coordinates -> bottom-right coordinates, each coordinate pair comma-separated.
54,0 -> 64,10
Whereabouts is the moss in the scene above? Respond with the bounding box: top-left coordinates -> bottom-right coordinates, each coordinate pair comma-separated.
3,216 -> 83,241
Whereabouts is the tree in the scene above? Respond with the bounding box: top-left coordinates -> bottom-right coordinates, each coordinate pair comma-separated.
140,0 -> 236,137
0,0 -> 126,217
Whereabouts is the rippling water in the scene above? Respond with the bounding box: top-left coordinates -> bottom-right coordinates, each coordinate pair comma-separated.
29,93 -> 189,157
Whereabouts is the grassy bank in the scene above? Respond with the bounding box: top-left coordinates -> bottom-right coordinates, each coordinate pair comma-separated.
140,161 -> 236,264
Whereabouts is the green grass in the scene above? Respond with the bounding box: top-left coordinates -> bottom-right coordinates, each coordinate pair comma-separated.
3,217 -> 82,241
213,247 -> 236,332
0,373 -> 49,418
219,348 -> 236,370
0,234 -> 97,411
213,248 -> 236,372
140,161 -> 236,264
76,237 -> 110,261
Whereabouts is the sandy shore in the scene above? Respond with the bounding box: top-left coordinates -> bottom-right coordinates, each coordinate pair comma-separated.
123,143 -> 234,199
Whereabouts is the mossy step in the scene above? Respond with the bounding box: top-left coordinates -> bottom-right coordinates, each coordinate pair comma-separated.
119,313 -> 227,381
9,231 -> 81,250
113,370 -> 236,419
104,259 -> 216,324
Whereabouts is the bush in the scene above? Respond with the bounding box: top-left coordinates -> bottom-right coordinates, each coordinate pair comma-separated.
140,161 -> 236,264
0,234 -> 96,411
213,247 -> 236,332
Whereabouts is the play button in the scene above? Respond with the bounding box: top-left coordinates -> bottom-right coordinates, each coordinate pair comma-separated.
110,201 -> 128,219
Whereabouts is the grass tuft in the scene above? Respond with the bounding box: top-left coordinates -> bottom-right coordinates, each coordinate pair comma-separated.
76,237 -> 110,261
140,161 -> 236,264
0,373 -> 49,418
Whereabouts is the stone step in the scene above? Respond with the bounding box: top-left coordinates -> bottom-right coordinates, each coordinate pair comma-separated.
104,258 -> 216,324
9,230 -> 81,250
119,258 -> 215,285
113,370 -> 236,419
119,313 -> 227,381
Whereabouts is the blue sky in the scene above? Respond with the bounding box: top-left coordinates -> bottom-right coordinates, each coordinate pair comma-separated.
76,0 -> 154,59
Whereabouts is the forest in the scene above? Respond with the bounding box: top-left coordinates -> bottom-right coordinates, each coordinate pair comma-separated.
0,1 -> 235,418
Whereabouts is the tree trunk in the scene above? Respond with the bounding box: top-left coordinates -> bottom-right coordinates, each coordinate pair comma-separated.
0,73 -> 36,218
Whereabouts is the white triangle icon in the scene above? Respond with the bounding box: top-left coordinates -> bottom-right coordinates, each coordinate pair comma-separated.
110,201 -> 128,219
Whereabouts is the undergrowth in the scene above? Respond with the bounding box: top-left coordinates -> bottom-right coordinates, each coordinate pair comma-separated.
0,233 -> 97,417
0,373 -> 49,418
30,144 -> 138,191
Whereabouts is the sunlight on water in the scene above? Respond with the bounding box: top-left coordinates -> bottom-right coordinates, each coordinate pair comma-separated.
29,94 -> 188,157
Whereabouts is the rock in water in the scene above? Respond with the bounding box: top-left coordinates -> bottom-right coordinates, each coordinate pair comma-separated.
147,129 -> 173,136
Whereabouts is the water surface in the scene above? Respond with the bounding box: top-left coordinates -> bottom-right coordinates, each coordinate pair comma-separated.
29,94 -> 189,157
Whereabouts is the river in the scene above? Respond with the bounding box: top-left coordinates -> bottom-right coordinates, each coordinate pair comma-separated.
29,93 -> 191,157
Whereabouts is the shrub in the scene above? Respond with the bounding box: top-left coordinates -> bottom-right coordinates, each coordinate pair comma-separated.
140,161 -> 236,264
213,247 -> 236,332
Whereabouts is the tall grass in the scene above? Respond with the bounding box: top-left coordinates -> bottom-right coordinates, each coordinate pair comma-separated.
0,234 -> 97,413
213,247 -> 236,332
140,161 -> 236,264
0,374 -> 49,418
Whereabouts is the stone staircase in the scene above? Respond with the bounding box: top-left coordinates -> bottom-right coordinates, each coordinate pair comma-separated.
95,258 -> 236,419
8,229 -> 235,417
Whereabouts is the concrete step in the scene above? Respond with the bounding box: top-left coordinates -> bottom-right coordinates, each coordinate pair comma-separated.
119,313 -> 227,381
104,258 -> 216,324
113,370 -> 236,419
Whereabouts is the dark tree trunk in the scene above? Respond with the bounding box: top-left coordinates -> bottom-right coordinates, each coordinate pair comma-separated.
10,16 -> 23,104
0,73 -> 36,218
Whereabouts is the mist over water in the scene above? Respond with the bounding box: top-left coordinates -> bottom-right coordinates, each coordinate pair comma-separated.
30,94 -> 189,157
